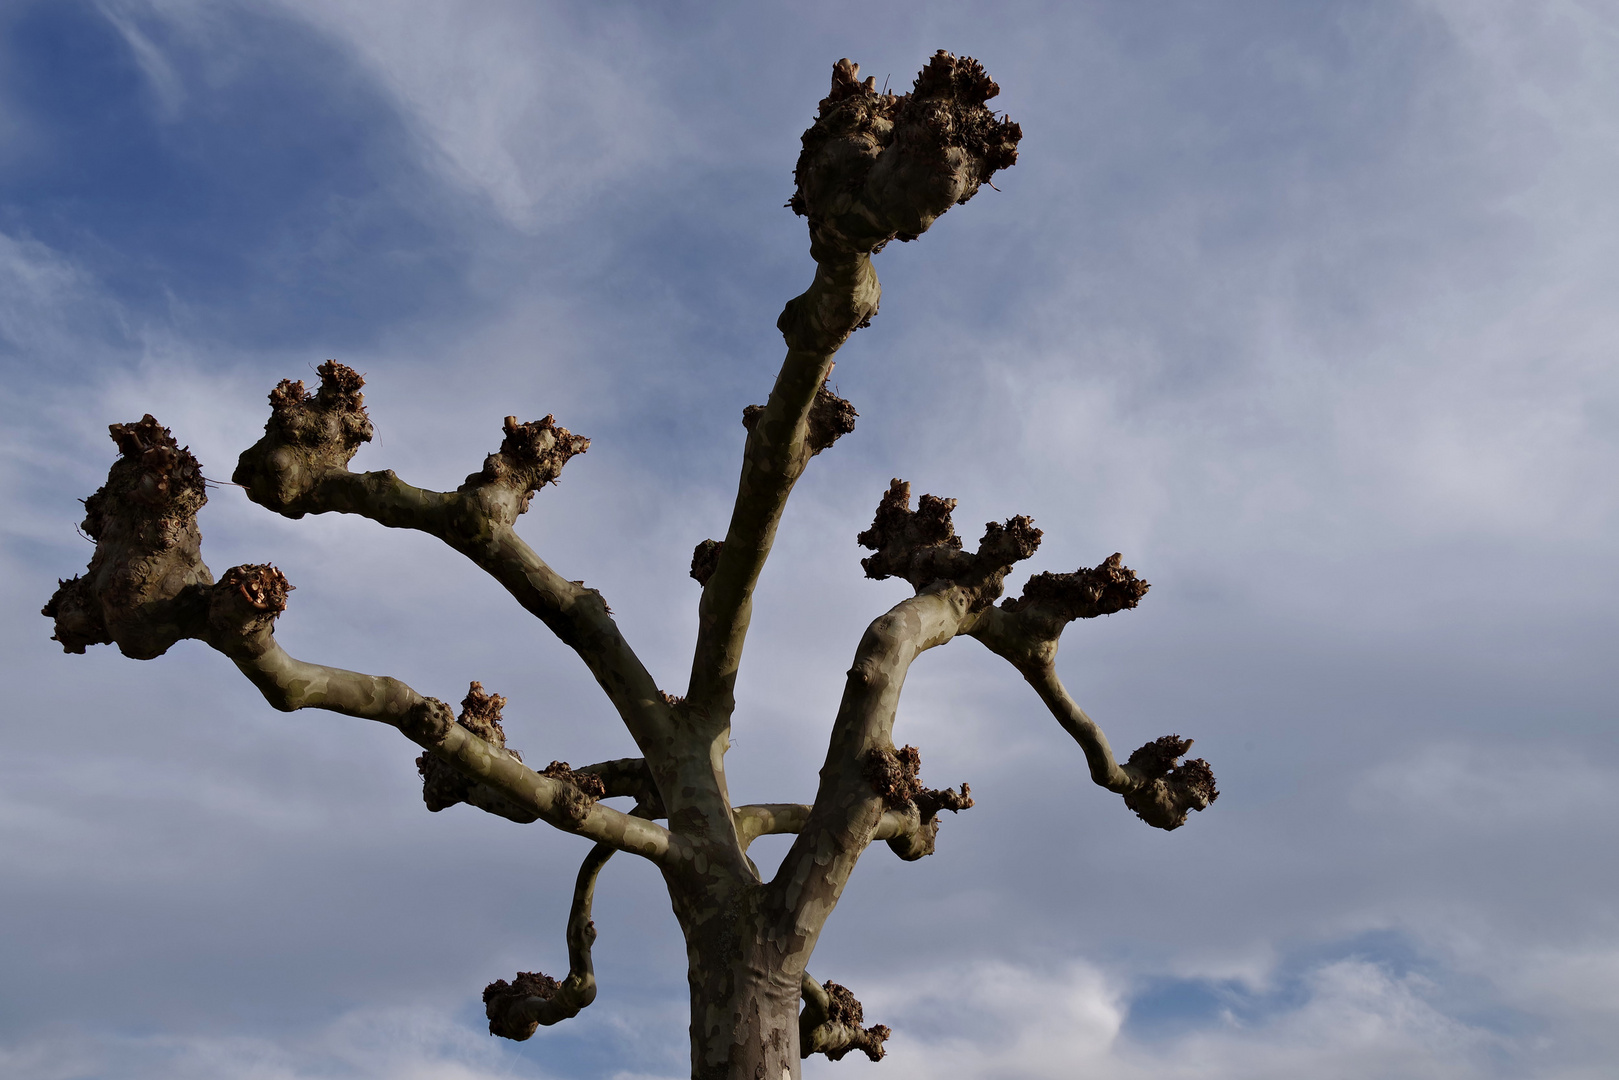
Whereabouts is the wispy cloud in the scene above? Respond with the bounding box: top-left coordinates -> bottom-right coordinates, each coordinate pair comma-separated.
269,0 -> 683,231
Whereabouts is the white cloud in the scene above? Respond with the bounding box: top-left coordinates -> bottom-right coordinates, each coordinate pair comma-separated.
832,956 -> 1510,1080
0,231 -> 108,357
0,1007 -> 558,1080
1147,959 -> 1501,1080
1351,744 -> 1619,827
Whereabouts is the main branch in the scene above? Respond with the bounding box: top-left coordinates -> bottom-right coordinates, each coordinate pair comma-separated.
685,53 -> 1023,726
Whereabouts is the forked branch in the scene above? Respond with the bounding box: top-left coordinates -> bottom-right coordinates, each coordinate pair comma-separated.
231,362 -> 673,757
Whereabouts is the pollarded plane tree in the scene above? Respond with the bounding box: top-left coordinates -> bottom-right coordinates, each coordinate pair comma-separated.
44,53 -> 1217,1080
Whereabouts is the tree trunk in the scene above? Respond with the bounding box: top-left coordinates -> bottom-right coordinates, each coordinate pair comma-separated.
680,889 -> 807,1080
689,968 -> 801,1080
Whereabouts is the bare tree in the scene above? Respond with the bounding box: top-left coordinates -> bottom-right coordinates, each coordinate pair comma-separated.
43,53 -> 1217,1080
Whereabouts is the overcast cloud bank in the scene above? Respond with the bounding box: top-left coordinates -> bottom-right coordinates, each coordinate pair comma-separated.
2,1 -> 1615,1077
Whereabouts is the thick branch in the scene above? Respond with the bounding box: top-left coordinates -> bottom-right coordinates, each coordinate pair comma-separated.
767,481 -> 1040,933
576,756 -> 668,818
216,617 -> 679,860
485,841 -> 613,1040
733,803 -> 811,850
769,587 -> 973,937
230,364 -> 673,759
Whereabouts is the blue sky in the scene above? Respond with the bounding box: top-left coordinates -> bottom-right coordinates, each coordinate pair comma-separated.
3,1 -> 1617,1078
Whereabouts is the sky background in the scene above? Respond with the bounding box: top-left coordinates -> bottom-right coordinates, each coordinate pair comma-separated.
2,1 -> 1616,1078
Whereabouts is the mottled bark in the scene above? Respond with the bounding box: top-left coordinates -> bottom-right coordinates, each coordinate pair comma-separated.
43,53 -> 1219,1080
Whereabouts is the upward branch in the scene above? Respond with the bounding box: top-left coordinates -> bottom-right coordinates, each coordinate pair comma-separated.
768,480 -> 1039,942
684,53 -> 1022,721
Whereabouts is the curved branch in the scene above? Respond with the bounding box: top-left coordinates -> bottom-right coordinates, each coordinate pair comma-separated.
576,757 -> 667,818
969,560 -> 1219,831
230,364 -> 673,758
765,481 -> 1043,932
768,587 -> 972,934
997,656 -> 1217,831
485,842 -> 614,1040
